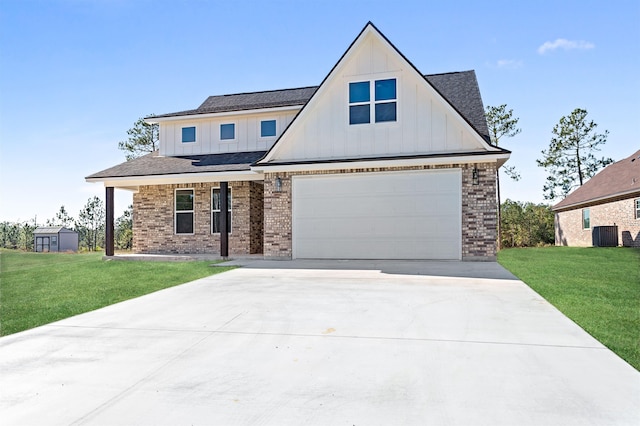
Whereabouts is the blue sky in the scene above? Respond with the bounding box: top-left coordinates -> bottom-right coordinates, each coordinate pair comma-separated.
1,0 -> 638,223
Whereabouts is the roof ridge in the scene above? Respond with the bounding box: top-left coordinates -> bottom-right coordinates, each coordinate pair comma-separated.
425,70 -> 475,77
204,85 -> 319,99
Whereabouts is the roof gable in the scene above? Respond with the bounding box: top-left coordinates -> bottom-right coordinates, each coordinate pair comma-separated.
553,149 -> 640,210
257,22 -> 499,165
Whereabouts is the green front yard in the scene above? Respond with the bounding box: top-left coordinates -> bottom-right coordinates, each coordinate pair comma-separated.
498,246 -> 640,371
0,250 -> 233,336
2,247 -> 638,372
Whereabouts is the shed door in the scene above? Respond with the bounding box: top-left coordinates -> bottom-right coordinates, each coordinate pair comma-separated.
292,169 -> 461,259
35,237 -> 50,253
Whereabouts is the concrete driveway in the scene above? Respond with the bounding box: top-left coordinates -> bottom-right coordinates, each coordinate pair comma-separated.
1,260 -> 638,425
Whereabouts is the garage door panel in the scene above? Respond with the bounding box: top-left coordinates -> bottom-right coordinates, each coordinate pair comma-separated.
293,170 -> 461,260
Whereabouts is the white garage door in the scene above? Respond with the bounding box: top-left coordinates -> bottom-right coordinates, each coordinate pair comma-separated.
292,169 -> 461,260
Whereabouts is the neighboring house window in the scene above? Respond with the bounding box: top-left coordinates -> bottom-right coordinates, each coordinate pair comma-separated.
261,120 -> 276,137
220,123 -> 235,140
582,208 -> 590,229
635,199 -> 640,219
175,189 -> 194,234
182,126 -> 196,143
349,78 -> 397,125
212,188 -> 232,233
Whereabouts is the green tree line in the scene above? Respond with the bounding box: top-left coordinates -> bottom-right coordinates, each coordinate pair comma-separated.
0,199 -> 132,252
500,199 -> 555,248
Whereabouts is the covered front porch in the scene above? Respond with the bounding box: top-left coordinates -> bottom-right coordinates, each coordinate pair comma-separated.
86,151 -> 267,257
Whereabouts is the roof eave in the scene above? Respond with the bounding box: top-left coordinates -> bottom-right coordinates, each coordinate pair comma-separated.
85,170 -> 264,188
252,151 -> 510,173
552,188 -> 640,211
145,105 -> 304,123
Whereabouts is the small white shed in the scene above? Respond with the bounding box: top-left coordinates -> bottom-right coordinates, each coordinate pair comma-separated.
34,226 -> 79,253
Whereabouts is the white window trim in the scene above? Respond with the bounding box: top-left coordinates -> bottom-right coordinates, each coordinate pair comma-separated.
582,208 -> 590,230
347,76 -> 399,126
259,119 -> 278,139
635,198 -> 640,220
219,122 -> 237,142
175,188 -> 195,235
211,187 -> 232,234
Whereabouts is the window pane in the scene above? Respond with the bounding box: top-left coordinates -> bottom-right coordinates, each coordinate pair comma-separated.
220,123 -> 235,140
349,81 -> 370,103
176,212 -> 194,234
375,102 -> 397,122
213,211 -> 221,233
375,79 -> 396,101
182,127 -> 196,143
212,189 -> 220,211
582,209 -> 590,229
176,190 -> 193,211
212,210 -> 232,233
349,104 -> 370,125
261,120 -> 276,137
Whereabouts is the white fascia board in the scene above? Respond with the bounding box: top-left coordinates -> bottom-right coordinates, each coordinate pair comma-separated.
85,170 -> 264,188
252,152 -> 511,173
145,105 -> 302,124
552,189 -> 640,212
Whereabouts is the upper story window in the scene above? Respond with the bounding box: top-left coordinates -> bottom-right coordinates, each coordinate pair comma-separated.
175,189 -> 194,234
182,126 -> 196,143
349,78 -> 397,125
582,208 -> 590,229
220,123 -> 235,140
261,120 -> 276,137
635,199 -> 640,219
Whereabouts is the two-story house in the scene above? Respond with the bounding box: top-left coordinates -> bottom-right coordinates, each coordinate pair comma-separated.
87,22 -> 510,261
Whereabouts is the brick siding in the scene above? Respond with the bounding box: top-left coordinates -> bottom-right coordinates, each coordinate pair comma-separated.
132,181 -> 263,255
555,197 -> 640,247
263,162 -> 498,260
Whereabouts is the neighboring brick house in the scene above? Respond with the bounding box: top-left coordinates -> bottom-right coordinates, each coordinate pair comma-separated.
553,149 -> 640,247
87,22 -> 510,260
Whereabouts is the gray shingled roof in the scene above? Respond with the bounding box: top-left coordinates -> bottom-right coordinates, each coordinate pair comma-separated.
148,71 -> 489,141
151,87 -> 318,119
426,71 -> 490,141
553,149 -> 640,211
86,151 -> 267,179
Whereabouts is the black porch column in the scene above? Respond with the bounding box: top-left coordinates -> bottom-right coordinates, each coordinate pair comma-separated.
220,181 -> 229,258
105,187 -> 115,256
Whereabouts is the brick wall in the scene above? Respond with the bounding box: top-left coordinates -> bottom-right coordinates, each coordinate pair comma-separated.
263,162 -> 497,260
555,197 -> 640,247
132,181 -> 263,255
461,163 -> 498,260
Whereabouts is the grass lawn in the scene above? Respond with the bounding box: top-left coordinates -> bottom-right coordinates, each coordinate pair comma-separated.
498,246 -> 640,371
0,250 -> 234,336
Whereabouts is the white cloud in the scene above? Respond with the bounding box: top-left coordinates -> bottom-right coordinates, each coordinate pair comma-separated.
537,38 -> 595,54
496,59 -> 523,69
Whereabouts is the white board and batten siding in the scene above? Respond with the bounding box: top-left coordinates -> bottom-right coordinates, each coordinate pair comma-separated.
292,169 -> 462,260
159,111 -> 299,156
268,30 -> 487,164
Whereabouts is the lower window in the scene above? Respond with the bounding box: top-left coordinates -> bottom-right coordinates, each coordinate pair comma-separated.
212,188 -> 232,233
175,189 -> 194,234
635,199 -> 640,219
582,208 -> 590,229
